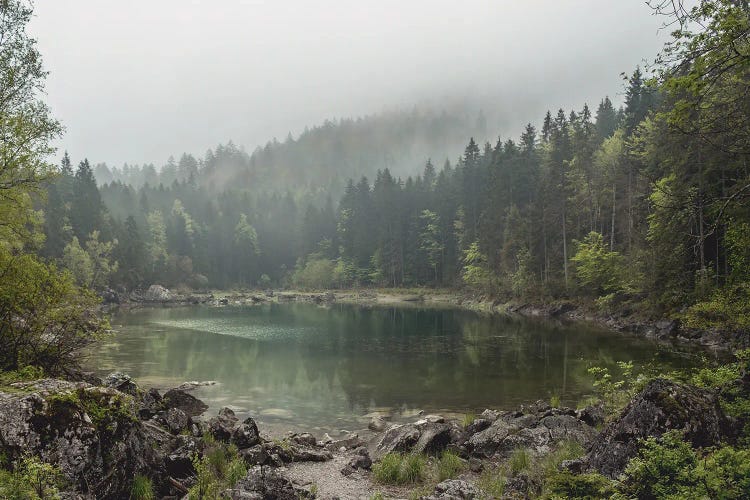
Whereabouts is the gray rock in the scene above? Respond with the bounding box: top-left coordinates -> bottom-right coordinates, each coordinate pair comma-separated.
0,382 -> 160,498
575,403 -> 605,428
368,415 -> 387,432
163,407 -> 190,434
422,479 -> 479,499
162,388 -> 208,417
412,423 -> 452,455
324,432 -> 363,451
139,387 -> 164,419
341,447 -> 372,476
374,423 -> 421,458
224,466 -> 298,500
208,407 -> 260,449
144,284 -> 172,302
103,372 -> 139,396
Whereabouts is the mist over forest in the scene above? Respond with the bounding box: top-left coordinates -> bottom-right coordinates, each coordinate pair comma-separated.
2,1 -> 750,498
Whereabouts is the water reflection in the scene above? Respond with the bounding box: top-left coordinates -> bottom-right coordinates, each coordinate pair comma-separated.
88,303 -> 706,433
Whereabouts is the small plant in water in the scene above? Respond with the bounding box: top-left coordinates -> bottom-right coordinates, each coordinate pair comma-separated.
462,412 -> 477,428
550,394 -> 561,408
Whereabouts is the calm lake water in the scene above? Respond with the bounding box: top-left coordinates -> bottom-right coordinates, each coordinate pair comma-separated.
87,303 -> 709,435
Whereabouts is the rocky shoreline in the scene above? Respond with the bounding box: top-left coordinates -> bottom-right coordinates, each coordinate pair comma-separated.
1,368 -> 743,499
103,284 -> 744,351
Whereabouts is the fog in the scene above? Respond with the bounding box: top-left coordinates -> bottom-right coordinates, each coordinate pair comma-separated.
31,1 -> 669,166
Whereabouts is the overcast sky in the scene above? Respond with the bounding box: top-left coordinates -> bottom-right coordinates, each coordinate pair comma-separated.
31,1 -> 670,167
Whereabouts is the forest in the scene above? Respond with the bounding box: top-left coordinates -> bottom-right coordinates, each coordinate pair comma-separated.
35,0 -> 750,335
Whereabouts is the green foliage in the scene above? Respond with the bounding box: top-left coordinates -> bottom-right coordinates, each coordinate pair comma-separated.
462,241 -> 495,294
570,232 -> 627,296
509,448 -> 531,476
436,450 -> 465,481
0,248 -> 107,374
372,453 -> 427,485
477,466 -> 505,498
131,474 -> 155,500
619,431 -> 750,499
684,283 -> 750,332
0,456 -> 64,499
292,256 -> 336,290
461,412 -> 476,428
188,439 -> 247,499
549,394 -> 561,408
587,361 -> 638,415
544,471 -> 615,499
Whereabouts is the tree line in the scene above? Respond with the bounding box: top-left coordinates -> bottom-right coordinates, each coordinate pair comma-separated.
39,0 -> 750,334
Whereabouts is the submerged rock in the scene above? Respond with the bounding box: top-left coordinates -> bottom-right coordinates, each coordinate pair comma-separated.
586,378 -> 732,478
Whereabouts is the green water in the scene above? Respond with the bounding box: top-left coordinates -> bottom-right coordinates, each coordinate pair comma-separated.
88,303 -> 709,435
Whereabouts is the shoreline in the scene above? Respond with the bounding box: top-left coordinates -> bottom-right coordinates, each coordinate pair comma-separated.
109,286 -> 743,351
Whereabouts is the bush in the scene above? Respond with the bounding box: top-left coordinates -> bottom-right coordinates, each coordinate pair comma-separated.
619,431 -> 750,499
570,231 -> 628,296
373,453 -> 427,485
544,471 -> 615,499
0,456 -> 64,499
188,440 -> 247,499
292,256 -> 336,289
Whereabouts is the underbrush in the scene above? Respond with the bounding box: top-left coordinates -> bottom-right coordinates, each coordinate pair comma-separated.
0,456 -> 65,499
188,434 -> 247,499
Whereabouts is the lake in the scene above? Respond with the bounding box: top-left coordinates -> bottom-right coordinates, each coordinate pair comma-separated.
87,303 -> 709,436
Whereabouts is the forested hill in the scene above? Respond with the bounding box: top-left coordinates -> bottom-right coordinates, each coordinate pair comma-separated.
93,108 -> 488,196
42,1 -> 750,335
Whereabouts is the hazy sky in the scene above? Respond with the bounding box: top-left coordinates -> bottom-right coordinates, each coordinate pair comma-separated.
31,1 -> 670,167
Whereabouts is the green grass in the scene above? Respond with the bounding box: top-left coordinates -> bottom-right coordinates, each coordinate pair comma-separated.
462,412 -> 477,428
131,475 -> 155,500
437,450 -> 465,481
373,453 -> 427,485
477,467 -> 505,498
509,448 -> 531,476
550,394 -> 561,408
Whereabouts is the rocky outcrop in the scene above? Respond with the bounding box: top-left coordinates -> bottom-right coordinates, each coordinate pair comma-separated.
144,284 -> 172,302
585,378 -> 732,478
463,402 -> 597,459
0,380 -> 161,499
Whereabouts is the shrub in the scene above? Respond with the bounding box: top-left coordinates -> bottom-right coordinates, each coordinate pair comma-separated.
549,394 -> 561,408
544,471 -> 615,499
619,433 -> 750,499
0,456 -> 64,499
570,231 -> 628,295
188,440 -> 247,499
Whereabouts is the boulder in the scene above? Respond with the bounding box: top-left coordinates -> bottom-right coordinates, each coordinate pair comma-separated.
341,447 -> 372,476
422,479 -> 479,499
465,407 -> 596,459
575,403 -> 605,428
144,284 -> 172,302
103,372 -> 139,396
412,423 -> 453,455
163,407 -> 190,434
208,407 -> 260,449
368,415 -> 387,432
586,378 -> 731,478
0,381 -> 161,498
374,423 -> 421,458
162,388 -> 208,417
139,387 -> 164,419
224,466 -> 298,500
324,432 -> 364,451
